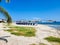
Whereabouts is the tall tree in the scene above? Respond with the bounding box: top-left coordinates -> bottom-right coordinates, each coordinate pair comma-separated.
6,0 -> 10,3
0,0 -> 10,3
0,0 -> 12,25
0,0 -> 1,2
0,7 -> 12,25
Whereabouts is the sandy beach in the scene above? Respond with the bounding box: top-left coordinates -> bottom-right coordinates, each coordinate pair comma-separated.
0,23 -> 60,45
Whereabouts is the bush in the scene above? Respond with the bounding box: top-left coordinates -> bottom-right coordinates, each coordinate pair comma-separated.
5,26 -> 36,37
44,36 -> 60,43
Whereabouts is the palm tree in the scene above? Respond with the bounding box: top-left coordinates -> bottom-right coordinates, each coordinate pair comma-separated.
0,0 -> 1,2
0,0 -> 10,3
0,0 -> 11,44
0,0 -> 12,25
6,0 -> 10,3
0,7 -> 12,25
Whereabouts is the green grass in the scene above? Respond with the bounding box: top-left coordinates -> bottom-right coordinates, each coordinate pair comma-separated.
30,44 -> 36,45
44,36 -> 60,43
5,26 -> 36,37
39,43 -> 47,45
29,43 -> 46,45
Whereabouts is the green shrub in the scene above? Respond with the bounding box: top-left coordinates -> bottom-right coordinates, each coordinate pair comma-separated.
30,43 -> 36,45
39,43 -> 46,45
44,36 -> 60,43
5,26 -> 36,37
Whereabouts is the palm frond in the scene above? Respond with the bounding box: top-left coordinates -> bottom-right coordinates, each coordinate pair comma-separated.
6,0 -> 10,3
0,6 -> 12,25
0,0 -> 1,2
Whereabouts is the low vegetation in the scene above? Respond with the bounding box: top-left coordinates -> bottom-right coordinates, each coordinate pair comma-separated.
44,36 -> 60,43
5,26 -> 36,37
39,43 -> 47,45
30,43 -> 36,45
30,43 -> 46,45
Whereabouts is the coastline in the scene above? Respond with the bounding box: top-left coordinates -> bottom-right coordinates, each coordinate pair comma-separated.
0,23 -> 60,45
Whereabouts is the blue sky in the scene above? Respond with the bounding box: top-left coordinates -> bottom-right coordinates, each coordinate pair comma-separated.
0,0 -> 60,21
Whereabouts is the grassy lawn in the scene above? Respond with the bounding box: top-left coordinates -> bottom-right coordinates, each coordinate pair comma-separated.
44,36 -> 60,43
5,26 -> 36,37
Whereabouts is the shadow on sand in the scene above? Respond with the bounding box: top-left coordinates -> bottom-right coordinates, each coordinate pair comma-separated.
0,36 -> 10,43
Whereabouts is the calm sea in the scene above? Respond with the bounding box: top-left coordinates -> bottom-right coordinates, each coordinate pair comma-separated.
38,22 -> 60,30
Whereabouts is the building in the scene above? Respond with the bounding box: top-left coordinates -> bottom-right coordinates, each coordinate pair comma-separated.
16,20 -> 36,25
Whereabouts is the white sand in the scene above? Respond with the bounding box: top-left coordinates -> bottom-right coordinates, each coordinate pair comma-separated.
0,23 -> 60,45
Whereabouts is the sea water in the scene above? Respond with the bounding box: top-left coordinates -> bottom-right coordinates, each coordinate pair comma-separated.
38,21 -> 60,30
48,25 -> 60,30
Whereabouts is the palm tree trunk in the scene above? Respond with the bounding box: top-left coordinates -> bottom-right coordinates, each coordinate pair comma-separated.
0,6 -> 12,25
